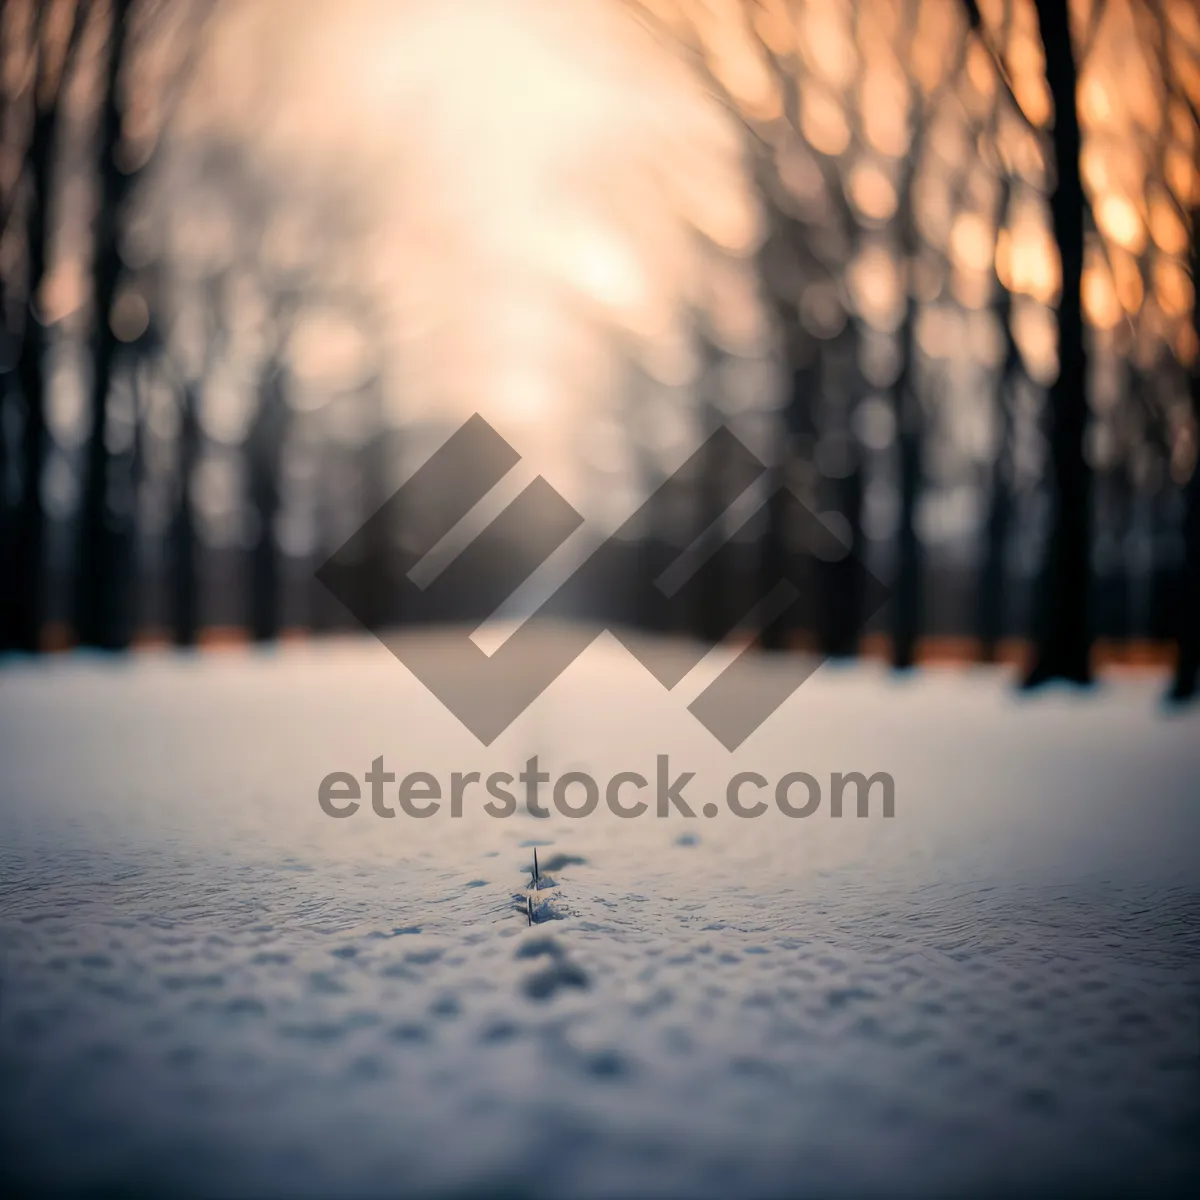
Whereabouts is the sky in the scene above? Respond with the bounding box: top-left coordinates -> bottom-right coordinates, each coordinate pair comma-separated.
35,0 -> 1195,578
176,0 -> 776,528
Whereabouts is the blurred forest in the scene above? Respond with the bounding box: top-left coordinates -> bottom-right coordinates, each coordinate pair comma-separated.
0,0 -> 1197,701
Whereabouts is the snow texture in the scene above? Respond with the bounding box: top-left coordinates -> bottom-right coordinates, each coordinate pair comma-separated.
1,638 -> 1197,1196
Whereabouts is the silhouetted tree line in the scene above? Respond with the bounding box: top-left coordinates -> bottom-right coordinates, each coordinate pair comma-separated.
631,0 -> 1198,701
0,0 -> 1197,707
0,0 -> 206,650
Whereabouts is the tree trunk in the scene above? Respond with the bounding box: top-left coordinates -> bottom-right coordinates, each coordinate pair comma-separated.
0,0 -> 12,649
760,351 -> 819,650
355,378 -> 395,631
247,363 -> 286,643
978,171 -> 1020,662
693,343 -> 732,643
2,3 -> 73,653
814,321 -> 867,658
7,91 -> 57,653
0,372 -> 8,647
171,382 -> 201,647
1170,209 -> 1200,702
109,366 -> 144,647
891,218 -> 922,669
979,287 -> 1019,662
888,0 -> 968,669
824,460 -> 866,658
757,455 -> 791,652
1025,0 -> 1092,685
75,0 -> 132,649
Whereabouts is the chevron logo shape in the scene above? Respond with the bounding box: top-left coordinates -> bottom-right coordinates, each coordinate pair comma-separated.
317,415 -> 888,748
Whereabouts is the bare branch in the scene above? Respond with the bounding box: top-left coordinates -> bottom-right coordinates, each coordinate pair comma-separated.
959,0 -> 1042,138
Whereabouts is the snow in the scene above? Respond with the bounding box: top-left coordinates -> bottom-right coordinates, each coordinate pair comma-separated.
1,638 -> 1197,1196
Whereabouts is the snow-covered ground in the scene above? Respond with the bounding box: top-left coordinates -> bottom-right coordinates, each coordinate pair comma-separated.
1,637 -> 1197,1196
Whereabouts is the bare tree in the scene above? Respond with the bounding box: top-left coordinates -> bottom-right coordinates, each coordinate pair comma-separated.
978,166 -> 1023,661
74,0 -> 131,648
1022,0 -> 1092,684
1,0 -> 87,651
1171,208 -> 1200,701
74,0 -> 209,648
